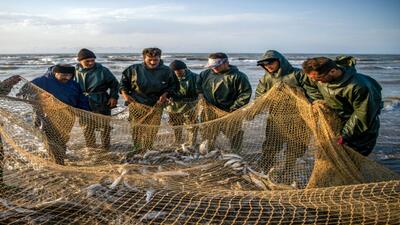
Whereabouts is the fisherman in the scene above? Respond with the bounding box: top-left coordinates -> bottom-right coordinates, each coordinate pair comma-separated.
31,64 -> 90,165
166,60 -> 199,146
197,52 -> 252,153
302,56 -> 383,156
254,50 -> 320,175
75,48 -> 119,150
120,47 -> 178,152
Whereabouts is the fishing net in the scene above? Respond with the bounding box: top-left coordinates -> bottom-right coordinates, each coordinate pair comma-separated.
0,77 -> 399,224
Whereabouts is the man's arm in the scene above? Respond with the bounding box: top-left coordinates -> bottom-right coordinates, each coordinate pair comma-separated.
119,67 -> 135,104
342,86 -> 382,140
300,72 -> 323,101
254,74 -> 268,98
230,74 -> 252,111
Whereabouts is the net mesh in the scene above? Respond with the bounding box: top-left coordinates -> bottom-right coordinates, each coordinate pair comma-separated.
0,77 -> 399,224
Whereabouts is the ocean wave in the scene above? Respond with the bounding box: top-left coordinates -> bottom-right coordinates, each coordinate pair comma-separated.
107,65 -> 128,70
237,57 -> 253,60
228,57 -> 255,61
288,60 -> 304,66
383,96 -> 400,112
188,64 -> 206,69
162,54 -> 173,58
378,80 -> 400,85
360,65 -> 400,70
0,66 -> 20,70
186,57 -> 208,61
107,56 -> 139,62
239,59 -> 257,63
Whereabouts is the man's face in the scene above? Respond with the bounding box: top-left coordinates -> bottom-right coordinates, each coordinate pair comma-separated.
307,69 -> 335,83
144,55 -> 161,69
174,69 -> 186,78
262,59 -> 280,73
211,62 -> 229,73
54,72 -> 73,83
80,58 -> 96,69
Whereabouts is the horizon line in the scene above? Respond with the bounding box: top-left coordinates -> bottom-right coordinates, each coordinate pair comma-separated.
1,52 -> 400,55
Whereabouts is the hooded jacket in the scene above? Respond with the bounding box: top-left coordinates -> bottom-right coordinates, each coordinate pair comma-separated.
75,63 -> 119,115
197,65 -> 252,112
32,66 -> 90,110
314,56 -> 383,155
165,69 -> 198,113
119,60 -> 179,107
255,50 -> 321,99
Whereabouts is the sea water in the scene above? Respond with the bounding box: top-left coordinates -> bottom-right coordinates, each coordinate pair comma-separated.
1,53 -> 399,172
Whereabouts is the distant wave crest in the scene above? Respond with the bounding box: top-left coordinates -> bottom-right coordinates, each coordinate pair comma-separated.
383,96 -> 400,112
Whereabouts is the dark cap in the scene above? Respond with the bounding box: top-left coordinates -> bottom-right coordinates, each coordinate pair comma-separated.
257,58 -> 278,66
53,64 -> 75,74
169,60 -> 187,70
77,48 -> 96,61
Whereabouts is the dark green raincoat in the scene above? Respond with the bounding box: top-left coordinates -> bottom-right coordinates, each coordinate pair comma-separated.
254,50 -> 317,173
120,60 -> 178,107
312,56 -> 383,155
255,50 -> 321,99
75,63 -> 119,115
166,69 -> 198,113
197,65 -> 252,112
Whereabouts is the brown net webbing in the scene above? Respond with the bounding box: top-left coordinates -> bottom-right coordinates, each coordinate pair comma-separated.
0,77 -> 399,224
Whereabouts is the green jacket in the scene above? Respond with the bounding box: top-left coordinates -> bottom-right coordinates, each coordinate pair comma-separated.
75,63 -> 119,115
255,50 -> 321,99
166,69 -> 198,113
197,65 -> 252,112
120,60 -> 178,107
314,56 -> 383,155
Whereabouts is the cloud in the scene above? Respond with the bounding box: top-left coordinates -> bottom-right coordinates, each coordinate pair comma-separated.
0,6 -> 296,45
0,3 -> 398,54
0,5 -> 292,30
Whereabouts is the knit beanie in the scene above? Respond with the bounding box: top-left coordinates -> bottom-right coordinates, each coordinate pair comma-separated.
77,48 -> 96,61
53,64 -> 75,74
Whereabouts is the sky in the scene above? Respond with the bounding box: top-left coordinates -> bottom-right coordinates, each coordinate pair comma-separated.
0,0 -> 399,54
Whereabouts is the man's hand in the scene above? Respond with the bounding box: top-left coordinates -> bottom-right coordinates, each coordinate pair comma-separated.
107,97 -> 118,108
121,91 -> 134,104
157,92 -> 172,104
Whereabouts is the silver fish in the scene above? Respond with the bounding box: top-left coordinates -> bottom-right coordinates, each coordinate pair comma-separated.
86,183 -> 106,197
222,153 -> 242,160
109,169 -> 127,189
180,143 -> 191,154
143,150 -> 159,160
199,139 -> 209,155
204,149 -> 220,158
140,211 -> 167,221
146,189 -> 156,203
224,158 -> 243,167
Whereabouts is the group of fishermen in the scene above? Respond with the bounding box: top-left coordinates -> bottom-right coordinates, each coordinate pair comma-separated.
7,47 -> 382,169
